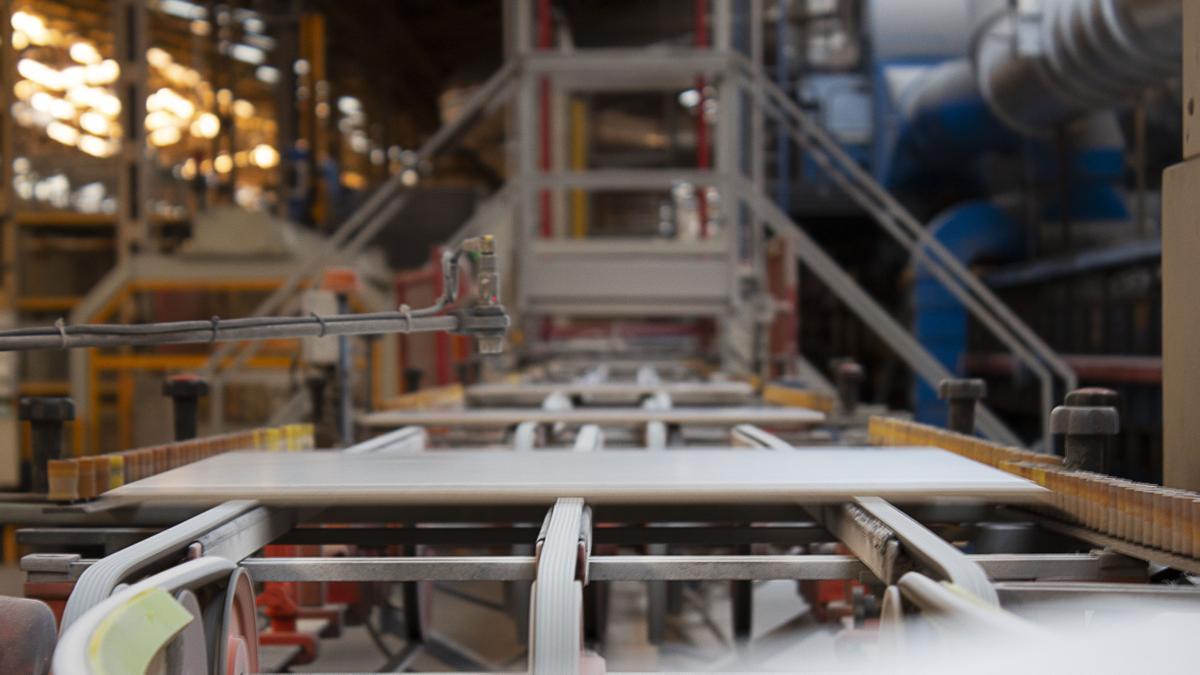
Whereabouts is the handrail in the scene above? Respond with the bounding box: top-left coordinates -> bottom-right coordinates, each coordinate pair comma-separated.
728,53 -> 1074,446
202,61 -> 518,430
731,174 -> 1020,445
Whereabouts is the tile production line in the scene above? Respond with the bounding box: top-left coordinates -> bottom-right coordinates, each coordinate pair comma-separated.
0,0 -> 1196,670
6,268 -> 1200,675
13,354 -> 1200,674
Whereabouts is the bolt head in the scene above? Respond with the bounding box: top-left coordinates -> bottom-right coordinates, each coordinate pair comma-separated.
18,397 -> 75,422
937,378 -> 986,401
835,361 -> 863,381
1064,387 -> 1118,408
163,374 -> 209,398
1049,405 -> 1119,436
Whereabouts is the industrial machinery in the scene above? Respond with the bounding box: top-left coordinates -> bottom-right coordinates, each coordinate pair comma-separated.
0,0 -> 1196,674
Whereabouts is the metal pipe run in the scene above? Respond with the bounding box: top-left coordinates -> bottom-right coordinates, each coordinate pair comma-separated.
974,0 -> 1181,134
0,312 -> 470,352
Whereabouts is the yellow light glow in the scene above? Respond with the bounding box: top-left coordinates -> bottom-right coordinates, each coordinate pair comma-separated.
149,126 -> 182,147
79,111 -> 110,136
18,59 -> 61,90
165,63 -> 188,84
11,31 -> 29,50
214,153 -> 233,174
77,134 -> 112,157
69,41 -> 102,65
342,171 -> 367,190
180,68 -> 201,88
29,92 -> 53,113
234,150 -> 249,167
59,66 -> 85,90
232,99 -> 255,119
148,87 -> 195,119
84,60 -> 120,86
180,158 -> 197,180
48,97 -> 76,121
46,121 -> 79,146
145,110 -> 178,132
146,47 -> 171,69
216,88 -> 233,109
95,92 -> 121,118
11,11 -> 47,45
190,112 -> 220,139
172,97 -> 195,120
250,143 -> 279,169
13,80 -> 35,100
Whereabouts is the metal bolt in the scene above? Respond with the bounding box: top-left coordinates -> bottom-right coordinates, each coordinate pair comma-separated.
1050,405 -> 1119,472
404,367 -> 424,393
162,374 -> 208,441
832,359 -> 864,415
18,397 -> 75,493
1064,387 -> 1119,408
937,378 -> 986,434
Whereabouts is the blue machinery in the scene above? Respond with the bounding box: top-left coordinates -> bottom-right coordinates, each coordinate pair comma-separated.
793,0 -> 1178,431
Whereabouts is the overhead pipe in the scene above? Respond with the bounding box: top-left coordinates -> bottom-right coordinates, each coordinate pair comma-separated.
973,0 -> 1181,135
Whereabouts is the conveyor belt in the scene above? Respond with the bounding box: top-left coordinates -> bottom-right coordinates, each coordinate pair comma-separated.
104,447 -> 1045,506
357,406 -> 824,429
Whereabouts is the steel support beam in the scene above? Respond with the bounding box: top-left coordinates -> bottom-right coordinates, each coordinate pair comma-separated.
44,551 -> 1144,584
855,497 -> 999,605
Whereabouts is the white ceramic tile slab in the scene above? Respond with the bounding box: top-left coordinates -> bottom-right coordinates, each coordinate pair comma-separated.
358,406 -> 824,429
106,447 -> 1045,506
465,382 -> 754,405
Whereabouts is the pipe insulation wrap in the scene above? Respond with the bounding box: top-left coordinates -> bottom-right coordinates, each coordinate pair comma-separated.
974,0 -> 1181,134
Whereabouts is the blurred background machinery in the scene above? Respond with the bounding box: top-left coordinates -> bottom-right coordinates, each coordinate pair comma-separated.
0,1 -> 1194,673
0,0 -> 1184,494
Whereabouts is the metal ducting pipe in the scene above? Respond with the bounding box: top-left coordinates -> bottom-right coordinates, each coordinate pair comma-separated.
973,0 -> 1180,135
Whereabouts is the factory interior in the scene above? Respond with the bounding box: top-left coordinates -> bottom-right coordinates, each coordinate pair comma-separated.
0,0 -> 1198,672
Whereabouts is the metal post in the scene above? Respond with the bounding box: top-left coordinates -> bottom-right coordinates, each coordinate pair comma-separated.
113,0 -> 149,258
363,335 -> 378,411
775,0 -> 792,211
335,292 -> 353,445
18,398 -> 75,493
306,371 -> 327,427
162,374 -> 208,442
832,359 -> 863,416
937,378 -> 986,435
1051,404 -> 1119,473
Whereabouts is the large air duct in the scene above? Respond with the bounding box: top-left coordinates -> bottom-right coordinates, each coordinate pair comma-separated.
974,0 -> 1180,134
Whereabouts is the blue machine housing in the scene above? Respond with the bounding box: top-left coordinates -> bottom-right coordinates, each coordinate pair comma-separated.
856,51 -> 1129,427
